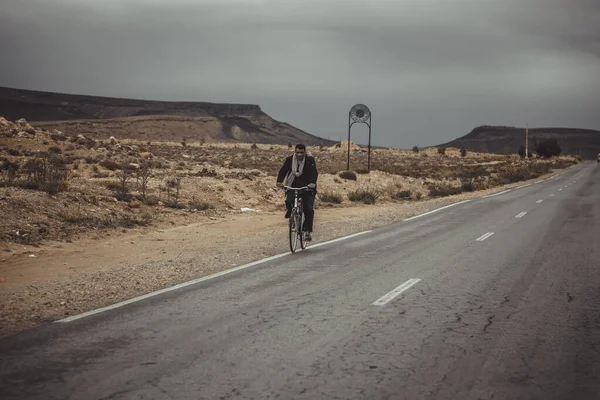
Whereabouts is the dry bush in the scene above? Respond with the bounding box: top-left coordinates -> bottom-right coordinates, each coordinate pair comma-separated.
164,175 -> 183,208
348,187 -> 382,204
21,153 -> 71,195
318,190 -> 343,204
392,190 -> 412,200
100,159 -> 121,171
0,158 -> 20,186
114,163 -> 136,201
188,196 -> 215,210
338,170 -> 357,180
428,183 -> 463,197
461,179 -> 475,192
135,160 -> 153,200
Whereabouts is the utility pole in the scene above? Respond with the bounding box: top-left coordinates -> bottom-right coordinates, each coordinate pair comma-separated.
525,122 -> 529,158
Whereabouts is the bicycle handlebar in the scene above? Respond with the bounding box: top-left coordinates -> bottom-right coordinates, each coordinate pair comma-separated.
282,185 -> 312,191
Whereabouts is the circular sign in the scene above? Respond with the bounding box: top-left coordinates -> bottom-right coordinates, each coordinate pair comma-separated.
350,104 -> 370,123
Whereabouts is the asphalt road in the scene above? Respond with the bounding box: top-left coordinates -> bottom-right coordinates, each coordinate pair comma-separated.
2,161 -> 600,400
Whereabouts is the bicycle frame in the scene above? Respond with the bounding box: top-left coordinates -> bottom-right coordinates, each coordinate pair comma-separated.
283,185 -> 311,252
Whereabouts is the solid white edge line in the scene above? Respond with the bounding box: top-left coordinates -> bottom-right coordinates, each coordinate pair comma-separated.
57,230 -> 373,323
476,232 -> 494,241
373,278 -> 421,306
481,189 -> 511,198
308,230 -> 372,249
515,212 -> 527,218
402,200 -> 470,221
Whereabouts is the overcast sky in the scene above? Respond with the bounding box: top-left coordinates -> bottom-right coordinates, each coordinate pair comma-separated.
1,0 -> 599,148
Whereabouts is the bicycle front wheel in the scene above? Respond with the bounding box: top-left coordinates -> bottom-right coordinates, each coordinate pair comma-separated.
289,210 -> 299,253
300,212 -> 307,249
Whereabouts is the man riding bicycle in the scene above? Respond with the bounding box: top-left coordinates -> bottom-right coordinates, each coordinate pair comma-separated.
276,143 -> 318,241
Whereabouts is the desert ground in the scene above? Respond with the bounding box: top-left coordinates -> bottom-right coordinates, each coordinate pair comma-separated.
0,117 -> 582,337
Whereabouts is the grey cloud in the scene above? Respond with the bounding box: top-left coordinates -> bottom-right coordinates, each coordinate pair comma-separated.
0,0 -> 599,148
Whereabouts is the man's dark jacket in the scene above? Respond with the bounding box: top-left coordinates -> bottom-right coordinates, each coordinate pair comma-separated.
277,155 -> 318,193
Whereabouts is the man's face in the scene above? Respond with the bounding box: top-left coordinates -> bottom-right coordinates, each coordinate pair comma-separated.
295,148 -> 306,161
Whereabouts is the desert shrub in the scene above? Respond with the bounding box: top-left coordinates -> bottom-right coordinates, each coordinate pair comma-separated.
438,147 -> 446,155
460,147 -> 467,157
188,196 -> 214,210
0,158 -> 20,186
8,149 -> 20,156
428,183 -> 463,197
142,195 -> 160,206
355,168 -> 370,174
251,143 -> 258,150
22,153 -> 71,194
338,170 -> 357,180
135,160 -> 153,200
412,146 -> 419,153
549,160 -> 573,170
318,190 -> 343,204
348,188 -> 381,204
518,145 -> 526,158
50,133 -> 67,142
100,159 -> 121,171
164,175 -> 183,207
48,146 -> 62,154
532,163 -> 551,175
461,179 -> 475,192
392,190 -> 412,200
497,166 -> 530,183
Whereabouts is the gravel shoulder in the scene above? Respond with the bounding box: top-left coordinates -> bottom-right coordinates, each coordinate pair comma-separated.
0,168 -> 574,338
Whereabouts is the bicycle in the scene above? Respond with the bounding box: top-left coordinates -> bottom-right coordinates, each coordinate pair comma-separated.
282,185 -> 313,253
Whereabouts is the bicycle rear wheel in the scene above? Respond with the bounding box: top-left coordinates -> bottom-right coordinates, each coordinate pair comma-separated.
289,210 -> 299,253
300,212 -> 307,249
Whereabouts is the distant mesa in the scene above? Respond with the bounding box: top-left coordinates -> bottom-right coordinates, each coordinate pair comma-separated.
0,86 -> 336,146
436,125 -> 600,159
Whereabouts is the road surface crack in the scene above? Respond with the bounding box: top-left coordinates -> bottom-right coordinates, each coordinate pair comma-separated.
567,293 -> 574,303
483,315 -> 495,332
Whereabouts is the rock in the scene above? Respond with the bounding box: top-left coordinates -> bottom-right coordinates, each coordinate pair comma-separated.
109,136 -> 119,145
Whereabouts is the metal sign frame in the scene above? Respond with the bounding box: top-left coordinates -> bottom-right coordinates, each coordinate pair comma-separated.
347,104 -> 372,171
